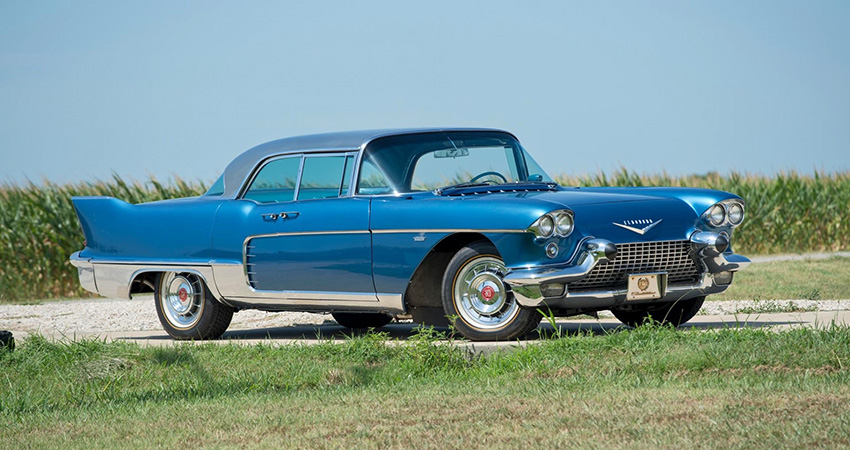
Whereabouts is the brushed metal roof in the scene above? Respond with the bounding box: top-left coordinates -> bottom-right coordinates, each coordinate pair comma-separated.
219,127 -> 513,198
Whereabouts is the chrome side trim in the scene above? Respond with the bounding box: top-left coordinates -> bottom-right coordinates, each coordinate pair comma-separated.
372,229 -> 527,234
79,261 -> 218,301
67,255 -> 405,313
211,263 -> 405,313
246,230 -> 371,239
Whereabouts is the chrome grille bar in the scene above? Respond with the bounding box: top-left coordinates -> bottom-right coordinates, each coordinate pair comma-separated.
245,240 -> 258,289
568,240 -> 701,291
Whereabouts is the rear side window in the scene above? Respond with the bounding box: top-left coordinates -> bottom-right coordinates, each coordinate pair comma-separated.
357,159 -> 392,194
298,155 -> 347,200
204,174 -> 225,196
243,157 -> 301,203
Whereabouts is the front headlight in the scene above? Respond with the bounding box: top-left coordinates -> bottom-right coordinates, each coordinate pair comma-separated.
703,200 -> 745,228
538,215 -> 554,237
708,204 -> 726,226
727,202 -> 744,226
529,209 -> 574,239
554,211 -> 574,237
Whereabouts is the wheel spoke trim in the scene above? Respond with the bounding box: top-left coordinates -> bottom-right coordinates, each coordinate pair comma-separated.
160,272 -> 205,329
452,255 -> 520,330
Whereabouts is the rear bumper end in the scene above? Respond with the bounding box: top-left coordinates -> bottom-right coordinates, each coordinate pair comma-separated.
504,232 -> 750,308
69,251 -> 98,295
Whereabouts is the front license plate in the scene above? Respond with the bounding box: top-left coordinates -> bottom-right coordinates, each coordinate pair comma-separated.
627,273 -> 663,301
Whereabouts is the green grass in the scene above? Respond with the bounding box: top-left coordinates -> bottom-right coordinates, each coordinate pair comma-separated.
711,256 -> 850,301
2,326 -> 850,449
730,300 -> 819,315
2,170 -> 849,302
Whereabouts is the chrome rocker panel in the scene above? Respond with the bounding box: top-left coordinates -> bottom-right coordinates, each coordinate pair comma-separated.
504,232 -> 751,308
69,252 -> 405,314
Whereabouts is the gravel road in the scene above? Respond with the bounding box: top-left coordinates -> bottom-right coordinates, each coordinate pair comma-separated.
0,296 -> 329,335
2,296 -> 848,336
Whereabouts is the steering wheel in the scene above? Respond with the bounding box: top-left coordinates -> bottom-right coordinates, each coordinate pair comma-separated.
469,171 -> 508,184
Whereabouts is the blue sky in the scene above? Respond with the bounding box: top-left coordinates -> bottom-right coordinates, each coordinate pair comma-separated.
2,1 -> 849,185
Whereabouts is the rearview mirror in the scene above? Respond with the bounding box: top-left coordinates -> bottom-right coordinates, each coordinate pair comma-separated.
433,148 -> 469,158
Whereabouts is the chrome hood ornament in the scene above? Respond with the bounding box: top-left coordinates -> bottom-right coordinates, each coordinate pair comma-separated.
613,219 -> 662,235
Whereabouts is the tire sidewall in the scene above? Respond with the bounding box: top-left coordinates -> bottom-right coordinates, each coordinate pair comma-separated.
441,241 -> 540,341
154,272 -> 229,339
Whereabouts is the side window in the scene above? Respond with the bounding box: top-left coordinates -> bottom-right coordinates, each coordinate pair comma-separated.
340,155 -> 354,196
357,159 -> 392,194
297,155 -> 347,200
204,174 -> 225,196
243,157 -> 301,203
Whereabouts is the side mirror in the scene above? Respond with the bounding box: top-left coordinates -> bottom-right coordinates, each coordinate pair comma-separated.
528,174 -> 544,182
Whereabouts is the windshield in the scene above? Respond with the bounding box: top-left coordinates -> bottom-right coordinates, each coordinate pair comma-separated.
356,131 -> 552,194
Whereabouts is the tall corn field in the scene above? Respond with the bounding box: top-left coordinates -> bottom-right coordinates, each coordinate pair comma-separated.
555,170 -> 850,257
0,176 -> 208,302
0,170 -> 848,302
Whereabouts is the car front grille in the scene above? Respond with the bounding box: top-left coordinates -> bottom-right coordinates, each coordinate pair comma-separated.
567,240 -> 702,291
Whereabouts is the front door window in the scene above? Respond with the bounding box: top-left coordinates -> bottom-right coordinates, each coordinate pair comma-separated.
297,155 -> 348,200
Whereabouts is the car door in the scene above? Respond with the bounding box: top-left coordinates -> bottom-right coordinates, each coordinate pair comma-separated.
211,152 -> 377,303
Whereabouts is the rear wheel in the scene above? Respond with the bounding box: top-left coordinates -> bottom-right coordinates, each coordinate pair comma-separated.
154,272 -> 234,340
332,312 -> 393,329
0,330 -> 14,352
611,296 -> 705,328
442,241 -> 541,341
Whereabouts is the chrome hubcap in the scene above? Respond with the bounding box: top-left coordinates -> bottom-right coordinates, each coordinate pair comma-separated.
453,256 -> 519,330
160,273 -> 204,329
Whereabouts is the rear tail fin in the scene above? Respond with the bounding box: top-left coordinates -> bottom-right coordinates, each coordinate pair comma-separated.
71,196 -> 133,255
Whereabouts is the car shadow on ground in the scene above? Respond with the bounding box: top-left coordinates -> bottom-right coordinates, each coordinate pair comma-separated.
116,317 -> 804,343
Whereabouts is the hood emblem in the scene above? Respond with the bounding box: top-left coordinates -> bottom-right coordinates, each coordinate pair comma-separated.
613,219 -> 662,235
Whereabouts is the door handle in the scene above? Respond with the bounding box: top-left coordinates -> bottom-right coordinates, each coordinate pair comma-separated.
261,212 -> 299,221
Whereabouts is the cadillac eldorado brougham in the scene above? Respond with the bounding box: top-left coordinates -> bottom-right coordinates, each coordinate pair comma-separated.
70,128 -> 749,340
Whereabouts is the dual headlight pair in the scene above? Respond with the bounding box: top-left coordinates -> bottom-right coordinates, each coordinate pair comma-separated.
705,200 -> 745,227
529,209 -> 574,239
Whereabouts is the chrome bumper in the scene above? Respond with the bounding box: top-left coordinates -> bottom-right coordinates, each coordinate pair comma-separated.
68,252 -> 220,300
504,233 -> 751,308
69,251 -> 98,295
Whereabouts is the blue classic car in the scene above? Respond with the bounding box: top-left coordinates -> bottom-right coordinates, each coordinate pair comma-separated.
69,128 -> 750,341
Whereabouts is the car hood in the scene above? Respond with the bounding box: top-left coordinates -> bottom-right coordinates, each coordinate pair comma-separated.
445,185 -> 737,215
429,185 -> 739,242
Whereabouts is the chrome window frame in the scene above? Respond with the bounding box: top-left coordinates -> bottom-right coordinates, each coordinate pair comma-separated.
296,152 -> 359,201
350,135 -> 540,198
238,150 -> 360,203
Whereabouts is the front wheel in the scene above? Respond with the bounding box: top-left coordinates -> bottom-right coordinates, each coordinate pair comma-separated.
442,241 -> 541,341
611,296 -> 705,328
154,272 -> 234,340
